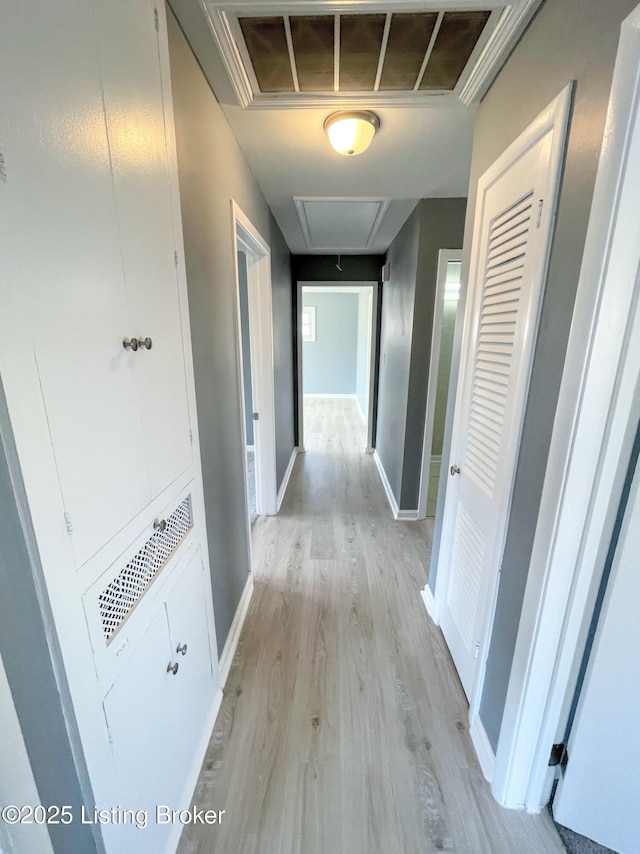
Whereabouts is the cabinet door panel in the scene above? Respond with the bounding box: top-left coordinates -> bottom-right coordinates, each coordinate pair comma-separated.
94,0 -> 193,499
164,552 -> 216,780
103,551 -> 214,853
0,0 -> 150,567
103,607 -> 178,854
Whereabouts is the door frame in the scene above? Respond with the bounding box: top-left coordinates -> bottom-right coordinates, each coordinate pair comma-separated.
418,249 -> 463,519
296,281 -> 379,453
430,83 -> 573,743
490,6 -> 640,811
231,201 -> 277,517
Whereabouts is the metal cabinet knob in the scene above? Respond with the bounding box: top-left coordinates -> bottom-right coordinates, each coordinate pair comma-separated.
153,518 -> 167,532
139,337 -> 153,350
123,337 -> 139,351
450,465 -> 461,476
176,642 -> 188,656
167,661 -> 179,675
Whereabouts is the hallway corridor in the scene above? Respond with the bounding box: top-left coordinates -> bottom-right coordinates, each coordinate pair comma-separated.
178,398 -> 564,854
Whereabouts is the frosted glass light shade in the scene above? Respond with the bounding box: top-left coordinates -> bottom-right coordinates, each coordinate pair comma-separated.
324,111 -> 380,156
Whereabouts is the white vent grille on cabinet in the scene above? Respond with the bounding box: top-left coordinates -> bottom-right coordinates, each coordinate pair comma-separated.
99,496 -> 193,643
464,191 -> 532,497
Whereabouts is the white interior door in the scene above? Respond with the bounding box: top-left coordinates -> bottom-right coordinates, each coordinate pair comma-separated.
552,451 -> 640,853
437,87 -> 572,701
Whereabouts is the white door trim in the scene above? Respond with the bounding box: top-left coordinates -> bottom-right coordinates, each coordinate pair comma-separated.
232,201 -> 277,517
418,249 -> 462,519
297,281 -> 378,453
432,83 -> 573,720
491,6 -> 640,811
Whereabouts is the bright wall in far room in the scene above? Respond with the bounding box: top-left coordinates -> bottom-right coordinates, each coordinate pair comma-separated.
302,289 -> 359,395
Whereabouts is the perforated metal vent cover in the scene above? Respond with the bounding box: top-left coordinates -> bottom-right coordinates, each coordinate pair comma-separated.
99,496 -> 193,643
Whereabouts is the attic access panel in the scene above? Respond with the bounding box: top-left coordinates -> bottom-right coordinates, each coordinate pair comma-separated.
235,8 -> 496,96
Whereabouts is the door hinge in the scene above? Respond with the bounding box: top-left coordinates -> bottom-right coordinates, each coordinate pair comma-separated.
189,428 -> 193,444
174,250 -> 179,266
0,150 -> 7,183
548,742 -> 568,770
64,512 -> 74,535
153,7 -> 159,31
473,641 -> 480,661
536,199 -> 544,228
253,412 -> 259,421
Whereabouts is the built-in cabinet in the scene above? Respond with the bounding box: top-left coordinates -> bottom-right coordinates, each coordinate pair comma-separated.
0,2 -> 219,852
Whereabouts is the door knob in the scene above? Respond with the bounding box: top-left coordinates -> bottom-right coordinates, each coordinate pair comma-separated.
176,642 -> 188,656
450,465 -> 461,476
167,661 -> 179,675
123,337 -> 139,351
139,337 -> 153,350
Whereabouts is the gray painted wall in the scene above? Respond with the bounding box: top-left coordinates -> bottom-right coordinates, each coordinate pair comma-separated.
376,210 -> 420,502
270,214 -> 296,487
402,199 -> 467,508
418,0 -> 638,752
302,291 -> 359,395
168,11 -> 294,651
376,199 -> 466,510
356,290 -> 370,419
292,255 -> 384,284
237,251 -> 254,445
0,385 -> 99,854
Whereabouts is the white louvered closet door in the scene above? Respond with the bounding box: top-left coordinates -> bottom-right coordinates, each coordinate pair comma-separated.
438,92 -> 570,701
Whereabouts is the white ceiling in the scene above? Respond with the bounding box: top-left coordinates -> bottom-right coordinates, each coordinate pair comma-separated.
170,0 -> 542,254
221,101 -> 474,252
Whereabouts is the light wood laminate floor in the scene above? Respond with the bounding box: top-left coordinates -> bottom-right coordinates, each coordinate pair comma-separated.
178,398 -> 565,854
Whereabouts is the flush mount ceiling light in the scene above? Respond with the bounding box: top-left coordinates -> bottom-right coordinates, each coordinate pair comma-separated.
324,111 -> 380,156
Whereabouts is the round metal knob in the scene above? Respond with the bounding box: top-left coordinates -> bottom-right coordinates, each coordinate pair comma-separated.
450,465 -> 461,476
176,642 -> 188,656
139,337 -> 153,350
167,661 -> 179,675
123,337 -> 139,351
153,518 -> 167,532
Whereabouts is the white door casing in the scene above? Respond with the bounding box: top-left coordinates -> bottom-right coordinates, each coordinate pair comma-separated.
232,202 -> 277,517
552,451 -> 640,852
434,85 -> 573,709
418,250 -> 463,520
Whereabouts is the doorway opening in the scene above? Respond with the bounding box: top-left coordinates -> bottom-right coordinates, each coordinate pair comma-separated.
296,282 -> 378,453
236,249 -> 257,524
232,203 -> 277,530
418,250 -> 463,519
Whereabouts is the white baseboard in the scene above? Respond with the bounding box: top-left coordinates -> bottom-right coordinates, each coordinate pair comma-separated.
167,683 -> 223,853
421,585 -> 439,625
397,509 -> 420,521
373,450 -> 399,519
277,447 -> 299,511
218,572 -> 254,689
470,714 -> 496,783
364,446 -> 374,454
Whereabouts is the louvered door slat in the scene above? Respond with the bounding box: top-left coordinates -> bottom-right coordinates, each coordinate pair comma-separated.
463,192 -> 533,497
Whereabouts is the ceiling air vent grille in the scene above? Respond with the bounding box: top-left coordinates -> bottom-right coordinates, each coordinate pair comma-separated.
236,9 -> 493,95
